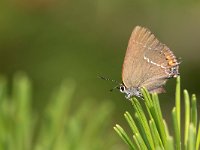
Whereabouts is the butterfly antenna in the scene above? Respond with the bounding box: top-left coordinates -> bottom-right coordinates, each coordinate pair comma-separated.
109,85 -> 120,92
97,75 -> 120,84
98,75 -> 121,92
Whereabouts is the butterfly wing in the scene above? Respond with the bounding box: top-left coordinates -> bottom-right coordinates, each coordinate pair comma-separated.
122,26 -> 179,93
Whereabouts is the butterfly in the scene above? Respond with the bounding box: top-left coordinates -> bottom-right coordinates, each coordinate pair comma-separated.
119,26 -> 180,99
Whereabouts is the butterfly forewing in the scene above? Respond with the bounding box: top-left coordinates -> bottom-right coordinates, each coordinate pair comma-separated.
122,26 -> 149,88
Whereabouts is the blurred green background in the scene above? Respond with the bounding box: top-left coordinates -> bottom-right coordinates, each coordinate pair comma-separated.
0,0 -> 200,149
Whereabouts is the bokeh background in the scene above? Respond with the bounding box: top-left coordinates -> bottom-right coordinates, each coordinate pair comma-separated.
0,0 -> 200,149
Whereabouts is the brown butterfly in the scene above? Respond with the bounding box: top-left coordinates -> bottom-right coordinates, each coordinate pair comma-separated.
119,26 -> 180,99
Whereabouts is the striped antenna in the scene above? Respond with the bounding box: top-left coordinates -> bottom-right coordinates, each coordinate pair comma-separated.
98,75 -> 121,92
98,75 -> 120,84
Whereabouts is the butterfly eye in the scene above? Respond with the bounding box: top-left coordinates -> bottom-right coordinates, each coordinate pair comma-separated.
120,86 -> 125,92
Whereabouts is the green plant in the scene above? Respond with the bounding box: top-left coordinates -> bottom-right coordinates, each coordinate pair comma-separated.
0,73 -> 114,150
114,77 -> 200,150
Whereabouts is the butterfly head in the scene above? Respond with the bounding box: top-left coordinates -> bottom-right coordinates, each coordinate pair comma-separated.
119,84 -> 143,99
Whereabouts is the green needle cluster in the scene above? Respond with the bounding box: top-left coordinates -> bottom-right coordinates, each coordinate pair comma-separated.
0,73 -> 114,150
114,77 -> 200,150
